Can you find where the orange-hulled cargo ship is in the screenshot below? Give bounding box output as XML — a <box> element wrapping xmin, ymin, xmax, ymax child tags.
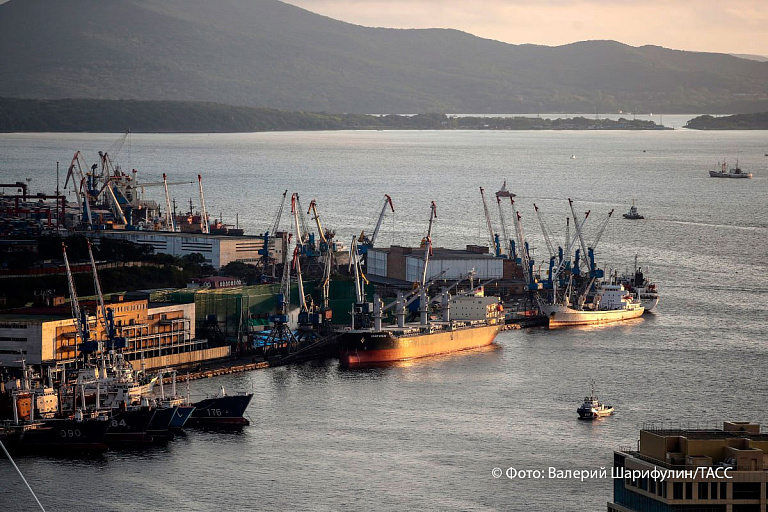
<box><xmin>339</xmin><ymin>294</ymin><xmax>504</xmax><ymax>366</ymax></box>
<box><xmin>340</xmin><ymin>323</ymin><xmax>501</xmax><ymax>365</ymax></box>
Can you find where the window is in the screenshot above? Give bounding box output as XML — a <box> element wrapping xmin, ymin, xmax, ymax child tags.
<box><xmin>673</xmin><ymin>482</ymin><xmax>683</xmax><ymax>499</ymax></box>
<box><xmin>733</xmin><ymin>482</ymin><xmax>760</xmax><ymax>500</ymax></box>
<box><xmin>0</xmin><ymin>322</ymin><xmax>27</xmax><ymax>329</ymax></box>
<box><xmin>685</xmin><ymin>482</ymin><xmax>693</xmax><ymax>499</ymax></box>
<box><xmin>649</xmin><ymin>479</ymin><xmax>656</xmax><ymax>494</ymax></box>
<box><xmin>711</xmin><ymin>482</ymin><xmax>718</xmax><ymax>499</ymax></box>
<box><xmin>699</xmin><ymin>482</ymin><xmax>708</xmax><ymax>500</ymax></box>
<box><xmin>720</xmin><ymin>482</ymin><xmax>727</xmax><ymax>500</ymax></box>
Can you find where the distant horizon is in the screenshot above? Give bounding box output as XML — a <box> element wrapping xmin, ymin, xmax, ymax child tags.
<box><xmin>283</xmin><ymin>0</ymin><xmax>768</xmax><ymax>57</ymax></box>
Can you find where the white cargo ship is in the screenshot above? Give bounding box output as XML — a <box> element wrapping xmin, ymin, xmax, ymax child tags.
<box><xmin>541</xmin><ymin>284</ymin><xmax>644</xmax><ymax>327</ymax></box>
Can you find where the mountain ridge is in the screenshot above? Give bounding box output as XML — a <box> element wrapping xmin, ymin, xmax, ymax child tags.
<box><xmin>1</xmin><ymin>0</ymin><xmax>767</xmax><ymax>114</ymax></box>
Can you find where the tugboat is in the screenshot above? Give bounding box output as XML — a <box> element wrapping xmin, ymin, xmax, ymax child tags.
<box><xmin>622</xmin><ymin>200</ymin><xmax>644</xmax><ymax>219</ymax></box>
<box><xmin>577</xmin><ymin>381</ymin><xmax>614</xmax><ymax>420</ymax></box>
<box><xmin>617</xmin><ymin>255</ymin><xmax>659</xmax><ymax>312</ymax></box>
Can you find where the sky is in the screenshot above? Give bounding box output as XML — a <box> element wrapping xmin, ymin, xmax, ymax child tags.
<box><xmin>283</xmin><ymin>0</ymin><xmax>768</xmax><ymax>57</ymax></box>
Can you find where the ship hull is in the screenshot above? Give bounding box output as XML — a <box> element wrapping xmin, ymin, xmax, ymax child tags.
<box><xmin>104</xmin><ymin>407</ymin><xmax>156</xmax><ymax>445</ymax></box>
<box><xmin>169</xmin><ymin>406</ymin><xmax>195</xmax><ymax>429</ymax></box>
<box><xmin>709</xmin><ymin>171</ymin><xmax>752</xmax><ymax>178</ymax></box>
<box><xmin>541</xmin><ymin>304</ymin><xmax>644</xmax><ymax>328</ymax></box>
<box><xmin>640</xmin><ymin>295</ymin><xmax>659</xmax><ymax>312</ymax></box>
<box><xmin>1</xmin><ymin>418</ymin><xmax>110</xmax><ymax>455</ymax></box>
<box><xmin>339</xmin><ymin>324</ymin><xmax>501</xmax><ymax>365</ymax></box>
<box><xmin>577</xmin><ymin>408</ymin><xmax>614</xmax><ymax>420</ymax></box>
<box><xmin>187</xmin><ymin>394</ymin><xmax>253</xmax><ymax>427</ymax></box>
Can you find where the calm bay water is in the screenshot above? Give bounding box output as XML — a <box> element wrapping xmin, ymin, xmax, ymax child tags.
<box><xmin>1</xmin><ymin>128</ymin><xmax>767</xmax><ymax>511</ymax></box>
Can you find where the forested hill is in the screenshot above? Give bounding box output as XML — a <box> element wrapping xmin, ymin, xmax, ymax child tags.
<box><xmin>685</xmin><ymin>112</ymin><xmax>768</xmax><ymax>130</ymax></box>
<box><xmin>1</xmin><ymin>0</ymin><xmax>767</xmax><ymax>114</ymax></box>
<box><xmin>0</xmin><ymin>98</ymin><xmax>669</xmax><ymax>132</ymax></box>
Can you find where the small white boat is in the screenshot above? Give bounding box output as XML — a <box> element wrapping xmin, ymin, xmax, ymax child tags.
<box><xmin>577</xmin><ymin>381</ymin><xmax>614</xmax><ymax>419</ymax></box>
<box><xmin>709</xmin><ymin>160</ymin><xmax>752</xmax><ymax>178</ymax></box>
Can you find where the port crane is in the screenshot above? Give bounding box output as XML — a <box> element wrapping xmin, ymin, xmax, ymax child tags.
<box><xmin>263</xmin><ymin>232</ymin><xmax>299</xmax><ymax>355</ymax></box>
<box><xmin>162</xmin><ymin>174</ymin><xmax>176</xmax><ymax>231</ymax></box>
<box><xmin>586</xmin><ymin>209</ymin><xmax>614</xmax><ymax>279</ymax></box>
<box><xmin>307</xmin><ymin>199</ymin><xmax>334</xmax><ymax>252</ymax></box>
<box><xmin>420</xmin><ymin>201</ymin><xmax>438</xmax><ymax>287</ymax></box>
<box><xmin>479</xmin><ymin>187</ymin><xmax>500</xmax><ymax>257</ymax></box>
<box><xmin>369</xmin><ymin>268</ymin><xmax>448</xmax><ymax>330</ymax></box>
<box><xmin>62</xmin><ymin>243</ymin><xmax>93</xmax><ymax>359</ymax></box>
<box><xmin>495</xmin><ymin>180</ymin><xmax>515</xmax><ymax>258</ymax></box>
<box><xmin>64</xmin><ymin>151</ymin><xmax>95</xmax><ymax>227</ymax></box>
<box><xmin>86</xmin><ymin>241</ymin><xmax>126</xmax><ymax>352</ymax></box>
<box><xmin>358</xmin><ymin>194</ymin><xmax>394</xmax><ymax>252</ymax></box>
<box><xmin>508</xmin><ymin>198</ymin><xmax>536</xmax><ymax>287</ymax></box>
<box><xmin>259</xmin><ymin>190</ymin><xmax>288</xmax><ymax>274</ymax></box>
<box><xmin>568</xmin><ymin>198</ymin><xmax>590</xmax><ymax>273</ymax></box>
<box><xmin>532</xmin><ymin>204</ymin><xmax>556</xmax><ymax>261</ymax></box>
<box><xmin>197</xmin><ymin>175</ymin><xmax>210</xmax><ymax>234</ymax></box>
<box><xmin>348</xmin><ymin>236</ymin><xmax>371</xmax><ymax>329</ymax></box>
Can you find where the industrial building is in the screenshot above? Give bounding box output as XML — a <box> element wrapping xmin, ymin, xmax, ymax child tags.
<box><xmin>0</xmin><ymin>296</ymin><xmax>228</xmax><ymax>371</ymax></box>
<box><xmin>609</xmin><ymin>422</ymin><xmax>768</xmax><ymax>512</ymax></box>
<box><xmin>90</xmin><ymin>230</ymin><xmax>287</xmax><ymax>270</ymax></box>
<box><xmin>367</xmin><ymin>244</ymin><xmax>521</xmax><ymax>282</ymax></box>
<box><xmin>365</xmin><ymin>245</ymin><xmax>526</xmax><ymax>297</ymax></box>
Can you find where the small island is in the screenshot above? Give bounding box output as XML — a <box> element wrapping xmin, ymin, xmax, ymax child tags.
<box><xmin>0</xmin><ymin>97</ymin><xmax>670</xmax><ymax>133</ymax></box>
<box><xmin>685</xmin><ymin>112</ymin><xmax>768</xmax><ymax>130</ymax></box>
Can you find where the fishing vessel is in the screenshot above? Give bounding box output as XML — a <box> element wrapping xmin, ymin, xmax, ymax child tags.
<box><xmin>577</xmin><ymin>381</ymin><xmax>614</xmax><ymax>419</ymax></box>
<box><xmin>541</xmin><ymin>284</ymin><xmax>644</xmax><ymax>327</ymax></box>
<box><xmin>709</xmin><ymin>160</ymin><xmax>752</xmax><ymax>178</ymax></box>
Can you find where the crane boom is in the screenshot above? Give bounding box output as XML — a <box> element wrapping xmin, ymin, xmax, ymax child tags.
<box><xmin>163</xmin><ymin>174</ymin><xmax>175</xmax><ymax>231</ymax></box>
<box><xmin>62</xmin><ymin>243</ymin><xmax>88</xmax><ymax>346</ymax></box>
<box><xmin>551</xmin><ymin>210</ymin><xmax>590</xmax><ymax>283</ymax></box>
<box><xmin>511</xmin><ymin>201</ymin><xmax>532</xmax><ymax>285</ymax></box>
<box><xmin>87</xmin><ymin>241</ymin><xmax>109</xmax><ymax>338</ymax></box>
<box><xmin>590</xmin><ymin>209</ymin><xmax>614</xmax><ymax>250</ymax></box>
<box><xmin>198</xmin><ymin>175</ymin><xmax>210</xmax><ymax>234</ymax></box>
<box><xmin>370</xmin><ymin>194</ymin><xmax>394</xmax><ymax>247</ymax></box>
<box><xmin>568</xmin><ymin>198</ymin><xmax>590</xmax><ymax>262</ymax></box>
<box><xmin>271</xmin><ymin>190</ymin><xmax>288</xmax><ymax>235</ymax></box>
<box><xmin>479</xmin><ymin>187</ymin><xmax>496</xmax><ymax>252</ymax></box>
<box><xmin>291</xmin><ymin>193</ymin><xmax>303</xmax><ymax>249</ymax></box>
<box><xmin>307</xmin><ymin>199</ymin><xmax>327</xmax><ymax>244</ymax></box>
<box><xmin>533</xmin><ymin>203</ymin><xmax>556</xmax><ymax>259</ymax></box>
<box><xmin>292</xmin><ymin>246</ymin><xmax>307</xmax><ymax>311</ymax></box>
<box><xmin>293</xmin><ymin>194</ymin><xmax>312</xmax><ymax>244</ymax></box>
